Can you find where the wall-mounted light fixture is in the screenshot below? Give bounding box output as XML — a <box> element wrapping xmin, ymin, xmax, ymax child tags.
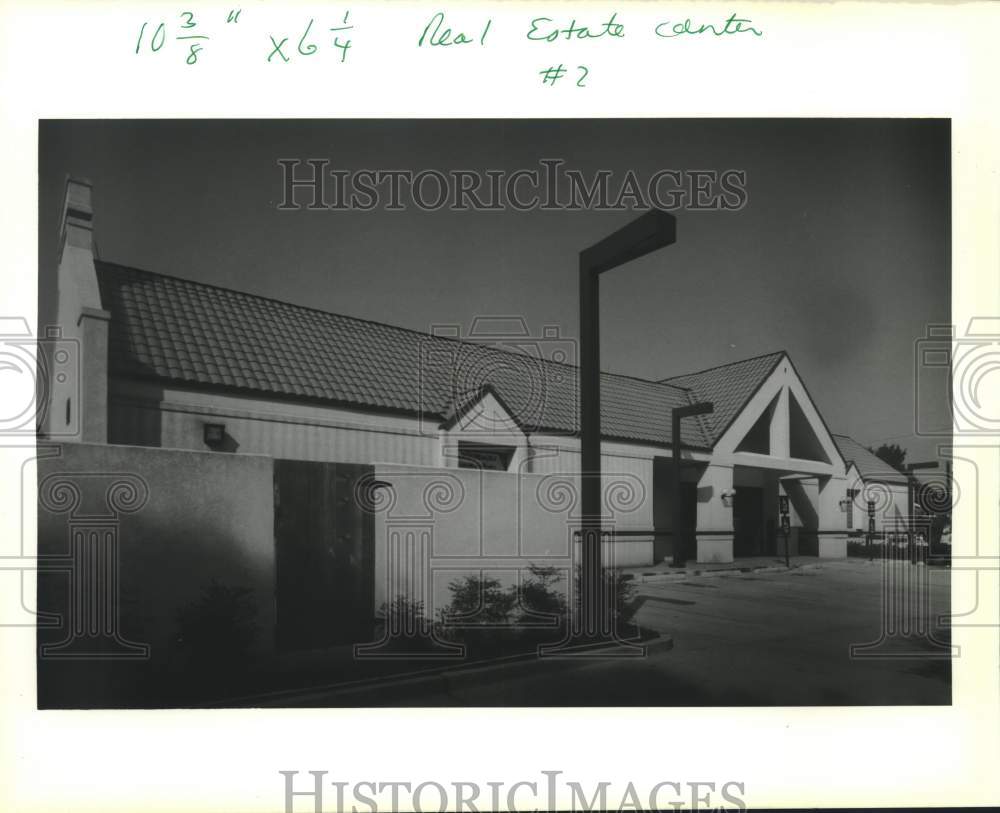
<box><xmin>721</xmin><ymin>488</ymin><xmax>736</xmax><ymax>508</ymax></box>
<box><xmin>838</xmin><ymin>497</ymin><xmax>852</xmax><ymax>512</ymax></box>
<box><xmin>203</xmin><ymin>422</ymin><xmax>226</xmax><ymax>448</ymax></box>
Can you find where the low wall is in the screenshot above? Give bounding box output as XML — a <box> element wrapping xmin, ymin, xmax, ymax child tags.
<box><xmin>37</xmin><ymin>442</ymin><xmax>275</xmax><ymax>707</ymax></box>
<box><xmin>371</xmin><ymin>463</ymin><xmax>653</xmax><ymax>615</ymax></box>
<box><xmin>697</xmin><ymin>535</ymin><xmax>735</xmax><ymax>564</ymax></box>
<box><xmin>37</xmin><ymin>446</ymin><xmax>657</xmax><ymax>705</ymax></box>
<box><xmin>818</xmin><ymin>534</ymin><xmax>848</xmax><ymax>558</ymax></box>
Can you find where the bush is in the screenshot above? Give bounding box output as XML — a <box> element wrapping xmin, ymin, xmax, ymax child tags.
<box><xmin>440</xmin><ymin>574</ymin><xmax>518</xmax><ymax>626</ymax></box>
<box><xmin>380</xmin><ymin>595</ymin><xmax>431</xmax><ymax>633</ymax></box>
<box><xmin>434</xmin><ymin>564</ymin><xmax>639</xmax><ymax>658</ymax></box>
<box><xmin>573</xmin><ymin>566</ymin><xmax>638</xmax><ymax>625</ymax></box>
<box><xmin>515</xmin><ymin>564</ymin><xmax>567</xmax><ymax>623</ymax></box>
<box><xmin>175</xmin><ymin>581</ymin><xmax>258</xmax><ymax>673</ymax></box>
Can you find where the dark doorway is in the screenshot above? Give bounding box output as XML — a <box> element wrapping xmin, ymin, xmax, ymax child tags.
<box><xmin>653</xmin><ymin>459</ymin><xmax>697</xmax><ymax>563</ymax></box>
<box><xmin>674</xmin><ymin>482</ymin><xmax>698</xmax><ymax>562</ymax></box>
<box><xmin>273</xmin><ymin>460</ymin><xmax>375</xmax><ymax>651</ymax></box>
<box><xmin>733</xmin><ymin>486</ymin><xmax>765</xmax><ymax>556</ymax></box>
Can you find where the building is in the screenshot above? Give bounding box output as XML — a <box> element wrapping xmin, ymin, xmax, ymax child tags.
<box><xmin>832</xmin><ymin>433</ymin><xmax>913</xmax><ymax>538</ymax></box>
<box><xmin>41</xmin><ymin>178</ymin><xmax>913</xmax><ymax>568</ymax></box>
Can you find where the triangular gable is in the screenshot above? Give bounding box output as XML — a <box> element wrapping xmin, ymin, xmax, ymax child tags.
<box><xmin>845</xmin><ymin>462</ymin><xmax>865</xmax><ymax>493</ymax></box>
<box><xmin>440</xmin><ymin>385</ymin><xmax>526</xmax><ymax>436</ymax></box>
<box><xmin>788</xmin><ymin>389</ymin><xmax>831</xmax><ymax>463</ymax></box>
<box><xmin>734</xmin><ymin>392</ymin><xmax>779</xmax><ymax>454</ymax></box>
<box><xmin>714</xmin><ymin>354</ymin><xmax>846</xmax><ymax>469</ymax></box>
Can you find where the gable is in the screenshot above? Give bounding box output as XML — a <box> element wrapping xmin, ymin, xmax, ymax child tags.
<box><xmin>714</xmin><ymin>354</ymin><xmax>845</xmax><ymax>468</ymax></box>
<box><xmin>441</xmin><ymin>387</ymin><xmax>525</xmax><ymax>436</ymax></box>
<box><xmin>734</xmin><ymin>392</ymin><xmax>778</xmax><ymax>454</ymax></box>
<box><xmin>788</xmin><ymin>389</ymin><xmax>831</xmax><ymax>463</ymax></box>
<box><xmin>845</xmin><ymin>462</ymin><xmax>865</xmax><ymax>492</ymax></box>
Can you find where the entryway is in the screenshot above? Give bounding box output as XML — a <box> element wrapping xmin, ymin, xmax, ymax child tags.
<box><xmin>273</xmin><ymin>460</ymin><xmax>375</xmax><ymax>651</ymax></box>
<box><xmin>733</xmin><ymin>486</ymin><xmax>765</xmax><ymax>556</ymax></box>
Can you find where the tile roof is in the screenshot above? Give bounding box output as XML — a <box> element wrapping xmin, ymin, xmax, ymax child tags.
<box><xmin>96</xmin><ymin>261</ymin><xmax>714</xmax><ymax>448</ymax></box>
<box><xmin>832</xmin><ymin>434</ymin><xmax>908</xmax><ymax>483</ymax></box>
<box><xmin>660</xmin><ymin>352</ymin><xmax>786</xmax><ymax>445</ymax></box>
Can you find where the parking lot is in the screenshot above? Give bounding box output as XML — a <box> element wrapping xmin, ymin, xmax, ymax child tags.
<box><xmin>624</xmin><ymin>558</ymin><xmax>952</xmax><ymax>705</ymax></box>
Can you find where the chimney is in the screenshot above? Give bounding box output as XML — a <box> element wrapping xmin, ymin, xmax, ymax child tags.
<box><xmin>45</xmin><ymin>177</ymin><xmax>109</xmax><ymax>443</ymax></box>
<box><xmin>60</xmin><ymin>177</ymin><xmax>95</xmax><ymax>254</ymax></box>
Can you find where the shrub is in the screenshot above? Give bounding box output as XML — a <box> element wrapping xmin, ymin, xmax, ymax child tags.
<box><xmin>573</xmin><ymin>566</ymin><xmax>638</xmax><ymax>625</ymax></box>
<box><xmin>515</xmin><ymin>564</ymin><xmax>567</xmax><ymax>623</ymax></box>
<box><xmin>436</xmin><ymin>565</ymin><xmax>639</xmax><ymax>656</ymax></box>
<box><xmin>175</xmin><ymin>581</ymin><xmax>258</xmax><ymax>672</ymax></box>
<box><xmin>440</xmin><ymin>574</ymin><xmax>518</xmax><ymax>627</ymax></box>
<box><xmin>380</xmin><ymin>595</ymin><xmax>430</xmax><ymax>630</ymax></box>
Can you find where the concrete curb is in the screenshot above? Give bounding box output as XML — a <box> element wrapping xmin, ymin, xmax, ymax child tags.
<box><xmin>627</xmin><ymin>561</ymin><xmax>828</xmax><ymax>586</ymax></box>
<box><xmin>216</xmin><ymin>632</ymin><xmax>673</xmax><ymax>707</ymax></box>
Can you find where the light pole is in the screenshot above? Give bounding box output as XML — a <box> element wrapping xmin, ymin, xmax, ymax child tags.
<box><xmin>578</xmin><ymin>209</ymin><xmax>676</xmax><ymax>639</ymax></box>
<box><xmin>905</xmin><ymin>460</ymin><xmax>938</xmax><ymax>565</ymax></box>
<box><xmin>671</xmin><ymin>402</ymin><xmax>713</xmax><ymax>567</ymax></box>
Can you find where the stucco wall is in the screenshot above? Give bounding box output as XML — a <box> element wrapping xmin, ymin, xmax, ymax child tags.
<box><xmin>371</xmin><ymin>462</ymin><xmax>653</xmax><ymax>615</ymax></box>
<box><xmin>37</xmin><ymin>442</ymin><xmax>275</xmax><ymax>706</ymax></box>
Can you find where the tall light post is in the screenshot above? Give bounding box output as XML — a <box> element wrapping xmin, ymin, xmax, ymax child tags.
<box><xmin>578</xmin><ymin>209</ymin><xmax>676</xmax><ymax>638</ymax></box>
<box><xmin>671</xmin><ymin>402</ymin><xmax>713</xmax><ymax>567</ymax></box>
<box><xmin>905</xmin><ymin>460</ymin><xmax>938</xmax><ymax>565</ymax></box>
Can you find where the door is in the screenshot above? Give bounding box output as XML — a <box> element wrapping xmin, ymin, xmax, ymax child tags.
<box><xmin>652</xmin><ymin>457</ymin><xmax>697</xmax><ymax>562</ymax></box>
<box><xmin>273</xmin><ymin>460</ymin><xmax>375</xmax><ymax>651</ymax></box>
<box><xmin>733</xmin><ymin>486</ymin><xmax>765</xmax><ymax>556</ymax></box>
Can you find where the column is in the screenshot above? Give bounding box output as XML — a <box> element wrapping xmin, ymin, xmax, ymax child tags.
<box><xmin>695</xmin><ymin>463</ymin><xmax>734</xmax><ymax>563</ymax></box>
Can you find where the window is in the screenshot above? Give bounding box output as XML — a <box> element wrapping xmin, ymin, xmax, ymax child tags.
<box><xmin>457</xmin><ymin>442</ymin><xmax>515</xmax><ymax>471</ymax></box>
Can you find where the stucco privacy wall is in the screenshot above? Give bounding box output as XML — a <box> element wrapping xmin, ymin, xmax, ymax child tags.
<box><xmin>372</xmin><ymin>462</ymin><xmax>653</xmax><ymax>615</ymax></box>
<box><xmin>37</xmin><ymin>442</ymin><xmax>274</xmax><ymax>705</ymax></box>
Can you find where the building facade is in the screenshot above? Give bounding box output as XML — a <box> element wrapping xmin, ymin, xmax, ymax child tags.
<box><xmin>41</xmin><ymin>178</ymin><xmax>913</xmax><ymax>566</ymax></box>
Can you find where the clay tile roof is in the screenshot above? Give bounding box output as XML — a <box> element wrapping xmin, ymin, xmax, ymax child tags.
<box><xmin>96</xmin><ymin>261</ymin><xmax>714</xmax><ymax>448</ymax></box>
<box><xmin>659</xmin><ymin>352</ymin><xmax>787</xmax><ymax>445</ymax></box>
<box><xmin>832</xmin><ymin>434</ymin><xmax>908</xmax><ymax>483</ymax></box>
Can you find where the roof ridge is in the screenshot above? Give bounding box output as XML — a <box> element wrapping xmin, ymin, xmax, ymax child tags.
<box><xmin>659</xmin><ymin>349</ymin><xmax>787</xmax><ymax>382</ymax></box>
<box><xmin>95</xmin><ymin>259</ymin><xmax>694</xmax><ymax>396</ymax></box>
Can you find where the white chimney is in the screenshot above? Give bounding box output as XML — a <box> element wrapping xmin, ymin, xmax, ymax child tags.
<box><xmin>45</xmin><ymin>177</ymin><xmax>109</xmax><ymax>443</ymax></box>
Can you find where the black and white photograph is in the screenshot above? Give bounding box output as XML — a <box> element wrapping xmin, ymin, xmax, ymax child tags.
<box><xmin>35</xmin><ymin>118</ymin><xmax>954</xmax><ymax>710</ymax></box>
<box><xmin>4</xmin><ymin>2</ymin><xmax>1000</xmax><ymax>810</ymax></box>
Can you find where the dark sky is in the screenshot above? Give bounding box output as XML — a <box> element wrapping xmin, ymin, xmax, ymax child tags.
<box><xmin>39</xmin><ymin>119</ymin><xmax>951</xmax><ymax>462</ymax></box>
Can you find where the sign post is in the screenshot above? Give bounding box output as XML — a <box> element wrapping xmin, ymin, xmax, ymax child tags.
<box><xmin>778</xmin><ymin>494</ymin><xmax>790</xmax><ymax>568</ymax></box>
<box><xmin>867</xmin><ymin>499</ymin><xmax>876</xmax><ymax>561</ymax></box>
<box><xmin>905</xmin><ymin>461</ymin><xmax>938</xmax><ymax>565</ymax></box>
